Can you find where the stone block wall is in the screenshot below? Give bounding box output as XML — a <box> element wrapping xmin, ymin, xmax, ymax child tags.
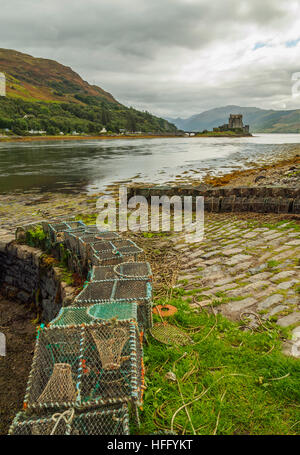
<box><xmin>0</xmin><ymin>229</ymin><xmax>76</xmax><ymax>322</ymax></box>
<box><xmin>127</xmin><ymin>186</ymin><xmax>300</xmax><ymax>214</ymax></box>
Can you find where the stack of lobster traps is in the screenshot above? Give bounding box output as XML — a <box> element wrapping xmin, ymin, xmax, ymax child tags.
<box><xmin>9</xmin><ymin>219</ymin><xmax>152</xmax><ymax>435</ymax></box>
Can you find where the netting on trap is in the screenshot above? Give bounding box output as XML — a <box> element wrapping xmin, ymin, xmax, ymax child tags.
<box><xmin>74</xmin><ymin>280</ymin><xmax>152</xmax><ymax>329</ymax></box>
<box><xmin>91</xmin><ymin>250</ymin><xmax>142</xmax><ymax>267</ymax></box>
<box><xmin>74</xmin><ymin>280</ymin><xmax>115</xmax><ymax>303</ymax></box>
<box><xmin>90</xmin><ymin>265</ymin><xmax>117</xmax><ymax>281</ymax></box>
<box><xmin>50</xmin><ymin>307</ymin><xmax>94</xmax><ymax>327</ymax></box>
<box><xmin>79</xmin><ymin>321</ymin><xmax>142</xmax><ymax>407</ymax></box>
<box><xmin>87</xmin><ymin>302</ymin><xmax>138</xmax><ymax>322</ymax></box>
<box><xmin>9</xmin><ymin>405</ymin><xmax>130</xmax><ymax>435</ymax></box>
<box><xmin>74</xmin><ymin>279</ymin><xmax>151</xmax><ymax>304</ymax></box>
<box><xmin>70</xmin><ymin>405</ymin><xmax>129</xmax><ymax>435</ymax></box>
<box><xmin>86</xmin><ymin>240</ymin><xmax>115</xmax><ymax>258</ymax></box>
<box><xmin>63</xmin><ymin>228</ymin><xmax>120</xmax><ymax>261</ymax></box>
<box><xmin>150</xmin><ymin>322</ymin><xmax>192</xmax><ymax>346</ymax></box>
<box><xmin>113</xmin><ymin>262</ymin><xmax>152</xmax><ymax>280</ymax></box>
<box><xmin>88</xmin><ymin>229</ymin><xmax>120</xmax><ymax>240</ymax></box>
<box><xmin>64</xmin><ymin>232</ymin><xmax>81</xmax><ymax>254</ymax></box>
<box><xmin>76</xmin><ymin>226</ymin><xmax>120</xmax><ymax>238</ymax></box>
<box><xmin>90</xmin><ymin>251</ymin><xmax>124</xmax><ymax>267</ymax></box>
<box><xmin>50</xmin><ymin>303</ymin><xmax>138</xmax><ymax>327</ymax></box>
<box><xmin>90</xmin><ymin>262</ymin><xmax>152</xmax><ymax>282</ymax></box>
<box><xmin>24</xmin><ymin>322</ymin><xmax>142</xmax><ymax>411</ymax></box>
<box><xmin>48</xmin><ymin>221</ymin><xmax>86</xmax><ymax>243</ymax></box>
<box><xmin>24</xmin><ymin>326</ymin><xmax>82</xmax><ymax>411</ymax></box>
<box><xmin>78</xmin><ymin>236</ymin><xmax>113</xmax><ymax>261</ymax></box>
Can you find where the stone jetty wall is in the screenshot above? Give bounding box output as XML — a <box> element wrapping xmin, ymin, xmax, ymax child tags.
<box><xmin>127</xmin><ymin>186</ymin><xmax>300</xmax><ymax>214</ymax></box>
<box><xmin>0</xmin><ymin>229</ymin><xmax>76</xmax><ymax>322</ymax></box>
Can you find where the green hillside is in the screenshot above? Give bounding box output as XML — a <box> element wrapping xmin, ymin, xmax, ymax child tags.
<box><xmin>0</xmin><ymin>49</ymin><xmax>177</xmax><ymax>135</ymax></box>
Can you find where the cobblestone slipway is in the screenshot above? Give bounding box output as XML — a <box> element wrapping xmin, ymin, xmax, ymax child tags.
<box><xmin>170</xmin><ymin>214</ymin><xmax>300</xmax><ymax>357</ymax></box>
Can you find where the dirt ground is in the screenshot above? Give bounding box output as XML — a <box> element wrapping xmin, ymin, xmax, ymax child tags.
<box><xmin>0</xmin><ymin>296</ymin><xmax>36</xmax><ymax>434</ymax></box>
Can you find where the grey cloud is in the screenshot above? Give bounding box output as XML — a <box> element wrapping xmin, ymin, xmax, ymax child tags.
<box><xmin>0</xmin><ymin>0</ymin><xmax>299</xmax><ymax>117</ymax></box>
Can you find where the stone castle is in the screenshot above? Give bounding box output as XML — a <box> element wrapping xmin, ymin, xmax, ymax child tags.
<box><xmin>214</xmin><ymin>114</ymin><xmax>250</xmax><ymax>134</ymax></box>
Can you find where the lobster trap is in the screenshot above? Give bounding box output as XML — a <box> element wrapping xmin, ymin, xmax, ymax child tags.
<box><xmin>23</xmin><ymin>321</ymin><xmax>143</xmax><ymax>412</ymax></box>
<box><xmin>90</xmin><ymin>262</ymin><xmax>152</xmax><ymax>281</ymax></box>
<box><xmin>50</xmin><ymin>302</ymin><xmax>138</xmax><ymax>327</ymax></box>
<box><xmin>74</xmin><ymin>279</ymin><xmax>152</xmax><ymax>329</ymax></box>
<box><xmin>90</xmin><ymin>250</ymin><xmax>125</xmax><ymax>267</ymax></box>
<box><xmin>47</xmin><ymin>220</ymin><xmax>86</xmax><ymax>243</ymax></box>
<box><xmin>87</xmin><ymin>302</ymin><xmax>138</xmax><ymax>323</ymax></box>
<box><xmin>79</xmin><ymin>321</ymin><xmax>143</xmax><ymax>407</ymax></box>
<box><xmin>50</xmin><ymin>307</ymin><xmax>95</xmax><ymax>327</ymax></box>
<box><xmin>113</xmin><ymin>262</ymin><xmax>152</xmax><ymax>280</ymax></box>
<box><xmin>9</xmin><ymin>405</ymin><xmax>130</xmax><ymax>435</ymax></box>
<box><xmin>75</xmin><ymin>235</ymin><xmax>119</xmax><ymax>263</ymax></box>
<box><xmin>23</xmin><ymin>326</ymin><xmax>82</xmax><ymax>412</ymax></box>
<box><xmin>90</xmin><ymin>240</ymin><xmax>144</xmax><ymax>267</ymax></box>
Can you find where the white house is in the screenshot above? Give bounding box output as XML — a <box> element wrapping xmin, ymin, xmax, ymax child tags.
<box><xmin>28</xmin><ymin>130</ymin><xmax>46</xmax><ymax>135</ymax></box>
<box><xmin>100</xmin><ymin>127</ymin><xmax>107</xmax><ymax>134</ymax></box>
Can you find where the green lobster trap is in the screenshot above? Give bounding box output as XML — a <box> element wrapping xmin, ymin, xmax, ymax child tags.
<box><xmin>90</xmin><ymin>240</ymin><xmax>144</xmax><ymax>267</ymax></box>
<box><xmin>79</xmin><ymin>321</ymin><xmax>143</xmax><ymax>408</ymax></box>
<box><xmin>74</xmin><ymin>279</ymin><xmax>152</xmax><ymax>329</ymax></box>
<box><xmin>87</xmin><ymin>302</ymin><xmax>138</xmax><ymax>323</ymax></box>
<box><xmin>63</xmin><ymin>231</ymin><xmax>120</xmax><ymax>276</ymax></box>
<box><xmin>91</xmin><ymin>250</ymin><xmax>124</xmax><ymax>267</ymax></box>
<box><xmin>74</xmin><ymin>279</ymin><xmax>151</xmax><ymax>304</ymax></box>
<box><xmin>88</xmin><ymin>262</ymin><xmax>152</xmax><ymax>283</ymax></box>
<box><xmin>23</xmin><ymin>326</ymin><xmax>82</xmax><ymax>412</ymax></box>
<box><xmin>76</xmin><ymin>235</ymin><xmax>120</xmax><ymax>262</ymax></box>
<box><xmin>47</xmin><ymin>220</ymin><xmax>86</xmax><ymax>243</ymax></box>
<box><xmin>113</xmin><ymin>262</ymin><xmax>152</xmax><ymax>280</ymax></box>
<box><xmin>50</xmin><ymin>306</ymin><xmax>95</xmax><ymax>327</ymax></box>
<box><xmin>50</xmin><ymin>302</ymin><xmax>138</xmax><ymax>327</ymax></box>
<box><xmin>23</xmin><ymin>321</ymin><xmax>143</xmax><ymax>412</ymax></box>
<box><xmin>90</xmin><ymin>265</ymin><xmax>117</xmax><ymax>281</ymax></box>
<box><xmin>9</xmin><ymin>405</ymin><xmax>129</xmax><ymax>435</ymax></box>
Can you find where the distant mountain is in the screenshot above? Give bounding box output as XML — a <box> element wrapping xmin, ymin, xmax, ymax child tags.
<box><xmin>0</xmin><ymin>48</ymin><xmax>177</xmax><ymax>135</ymax></box>
<box><xmin>167</xmin><ymin>105</ymin><xmax>300</xmax><ymax>133</ymax></box>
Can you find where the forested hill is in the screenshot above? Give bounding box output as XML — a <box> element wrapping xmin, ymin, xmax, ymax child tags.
<box><xmin>0</xmin><ymin>48</ymin><xmax>177</xmax><ymax>135</ymax></box>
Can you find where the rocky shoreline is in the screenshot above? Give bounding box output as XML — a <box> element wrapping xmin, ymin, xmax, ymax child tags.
<box><xmin>0</xmin><ymin>133</ymin><xmax>182</xmax><ymax>143</ymax></box>
<box><xmin>203</xmin><ymin>146</ymin><xmax>300</xmax><ymax>188</ymax></box>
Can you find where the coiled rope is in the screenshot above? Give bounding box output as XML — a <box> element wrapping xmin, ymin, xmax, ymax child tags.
<box><xmin>50</xmin><ymin>408</ymin><xmax>75</xmax><ymax>435</ymax></box>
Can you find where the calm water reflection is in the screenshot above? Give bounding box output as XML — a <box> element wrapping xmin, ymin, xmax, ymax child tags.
<box><xmin>0</xmin><ymin>134</ymin><xmax>299</xmax><ymax>193</ymax></box>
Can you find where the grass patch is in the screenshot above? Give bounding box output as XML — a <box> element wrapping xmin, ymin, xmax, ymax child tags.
<box><xmin>140</xmin><ymin>296</ymin><xmax>300</xmax><ymax>435</ymax></box>
<box><xmin>261</xmin><ymin>221</ymin><xmax>300</xmax><ymax>232</ymax></box>
<box><xmin>24</xmin><ymin>225</ymin><xmax>47</xmax><ymax>249</ymax></box>
<box><xmin>142</xmin><ymin>232</ymin><xmax>172</xmax><ymax>239</ymax></box>
<box><xmin>75</xmin><ymin>213</ymin><xmax>97</xmax><ymax>225</ymax></box>
<box><xmin>22</xmin><ymin>226</ymin><xmax>80</xmax><ymax>287</ymax></box>
<box><xmin>267</xmin><ymin>260</ymin><xmax>281</xmax><ymax>269</ymax></box>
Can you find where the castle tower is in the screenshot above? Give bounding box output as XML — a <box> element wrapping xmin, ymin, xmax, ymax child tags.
<box><xmin>0</xmin><ymin>73</ymin><xmax>6</xmax><ymax>97</ymax></box>
<box><xmin>229</xmin><ymin>114</ymin><xmax>243</xmax><ymax>129</ymax></box>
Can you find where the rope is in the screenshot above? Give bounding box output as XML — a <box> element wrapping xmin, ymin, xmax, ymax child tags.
<box><xmin>50</xmin><ymin>408</ymin><xmax>75</xmax><ymax>435</ymax></box>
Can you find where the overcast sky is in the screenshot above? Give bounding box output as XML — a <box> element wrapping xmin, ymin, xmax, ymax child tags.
<box><xmin>1</xmin><ymin>0</ymin><xmax>300</xmax><ymax>118</ymax></box>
